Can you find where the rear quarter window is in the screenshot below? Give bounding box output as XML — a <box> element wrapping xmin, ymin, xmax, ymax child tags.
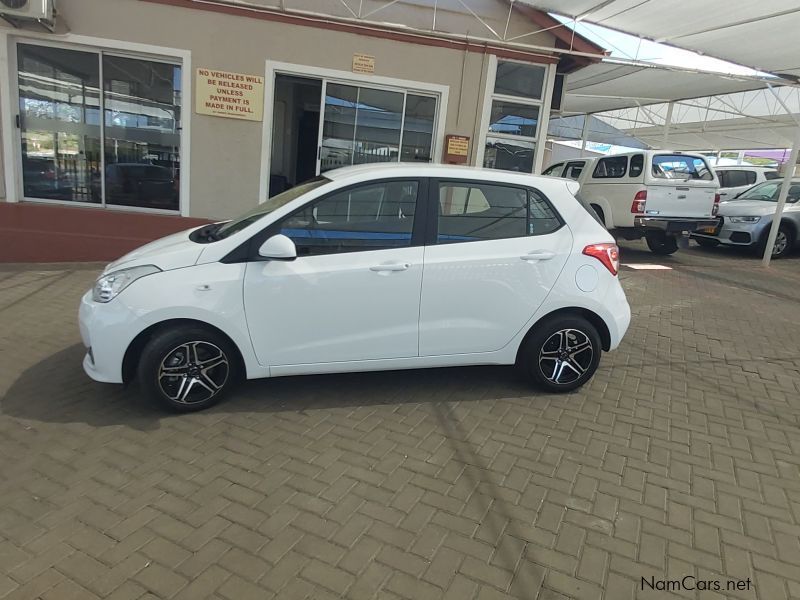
<box><xmin>592</xmin><ymin>156</ymin><xmax>628</xmax><ymax>179</ymax></box>
<box><xmin>629</xmin><ymin>154</ymin><xmax>644</xmax><ymax>177</ymax></box>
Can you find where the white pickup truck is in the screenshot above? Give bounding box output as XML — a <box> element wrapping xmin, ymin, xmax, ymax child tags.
<box><xmin>545</xmin><ymin>151</ymin><xmax>721</xmax><ymax>254</ymax></box>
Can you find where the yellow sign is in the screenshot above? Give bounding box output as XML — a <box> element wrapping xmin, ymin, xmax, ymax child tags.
<box><xmin>352</xmin><ymin>53</ymin><xmax>376</xmax><ymax>74</ymax></box>
<box><xmin>446</xmin><ymin>135</ymin><xmax>470</xmax><ymax>157</ymax></box>
<box><xmin>195</xmin><ymin>68</ymin><xmax>264</xmax><ymax>121</ymax></box>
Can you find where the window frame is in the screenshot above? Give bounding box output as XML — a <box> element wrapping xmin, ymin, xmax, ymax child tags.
<box><xmin>9</xmin><ymin>36</ymin><xmax>187</xmax><ymax>215</ymax></box>
<box><xmin>242</xmin><ymin>177</ymin><xmax>430</xmax><ymax>260</ymax></box>
<box><xmin>425</xmin><ymin>177</ymin><xmax>564</xmax><ymax>246</ymax></box>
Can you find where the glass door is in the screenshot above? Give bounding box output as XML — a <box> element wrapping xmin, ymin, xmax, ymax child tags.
<box><xmin>318</xmin><ymin>81</ymin><xmax>437</xmax><ymax>174</ymax></box>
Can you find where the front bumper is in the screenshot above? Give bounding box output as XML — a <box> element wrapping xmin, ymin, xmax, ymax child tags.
<box><xmin>691</xmin><ymin>217</ymin><xmax>767</xmax><ymax>247</ymax></box>
<box><xmin>79</xmin><ymin>290</ymin><xmax>131</xmax><ymax>383</ymax></box>
<box><xmin>634</xmin><ymin>216</ymin><xmax>720</xmax><ymax>233</ymax></box>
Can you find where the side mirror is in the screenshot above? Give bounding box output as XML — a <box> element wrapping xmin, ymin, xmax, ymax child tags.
<box><xmin>258</xmin><ymin>234</ymin><xmax>296</xmax><ymax>261</ymax></box>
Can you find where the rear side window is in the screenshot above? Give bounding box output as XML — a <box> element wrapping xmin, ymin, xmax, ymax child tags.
<box><xmin>652</xmin><ymin>155</ymin><xmax>713</xmax><ymax>180</ymax></box>
<box><xmin>436</xmin><ymin>182</ymin><xmax>560</xmax><ymax>243</ymax></box>
<box><xmin>718</xmin><ymin>170</ymin><xmax>755</xmax><ymax>188</ymax></box>
<box><xmin>564</xmin><ymin>161</ymin><xmax>585</xmax><ymax>180</ymax></box>
<box><xmin>764</xmin><ymin>171</ymin><xmax>780</xmax><ymax>180</ymax></box>
<box><xmin>592</xmin><ymin>156</ymin><xmax>627</xmax><ymax>178</ymax></box>
<box><xmin>629</xmin><ymin>154</ymin><xmax>644</xmax><ymax>177</ymax></box>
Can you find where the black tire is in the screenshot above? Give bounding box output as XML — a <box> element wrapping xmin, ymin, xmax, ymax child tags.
<box><xmin>518</xmin><ymin>316</ymin><xmax>602</xmax><ymax>393</ymax></box>
<box><xmin>137</xmin><ymin>325</ymin><xmax>240</xmax><ymax>412</ymax></box>
<box><xmin>590</xmin><ymin>204</ymin><xmax>606</xmax><ymax>228</ymax></box>
<box><xmin>695</xmin><ymin>237</ymin><xmax>719</xmax><ymax>248</ymax></box>
<box><xmin>645</xmin><ymin>231</ymin><xmax>679</xmax><ymax>255</ymax></box>
<box><xmin>761</xmin><ymin>224</ymin><xmax>795</xmax><ymax>259</ymax></box>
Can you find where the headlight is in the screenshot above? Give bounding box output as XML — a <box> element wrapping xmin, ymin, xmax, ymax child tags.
<box><xmin>728</xmin><ymin>216</ymin><xmax>761</xmax><ymax>223</ymax></box>
<box><xmin>92</xmin><ymin>265</ymin><xmax>161</xmax><ymax>303</ymax></box>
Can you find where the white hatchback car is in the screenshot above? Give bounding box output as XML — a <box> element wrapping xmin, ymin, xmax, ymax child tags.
<box><xmin>79</xmin><ymin>164</ymin><xmax>631</xmax><ymax>412</ymax></box>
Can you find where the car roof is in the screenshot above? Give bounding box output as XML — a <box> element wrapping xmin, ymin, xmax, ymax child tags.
<box><xmin>714</xmin><ymin>165</ymin><xmax>777</xmax><ymax>171</ymax></box>
<box><xmin>323</xmin><ymin>162</ymin><xmax>565</xmax><ymax>187</ymax></box>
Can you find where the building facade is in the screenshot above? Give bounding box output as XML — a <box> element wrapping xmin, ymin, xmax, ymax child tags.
<box><xmin>0</xmin><ymin>0</ymin><xmax>603</xmax><ymax>223</ymax></box>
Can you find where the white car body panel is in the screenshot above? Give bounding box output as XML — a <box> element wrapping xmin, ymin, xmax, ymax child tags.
<box><xmin>78</xmin><ymin>163</ymin><xmax>631</xmax><ymax>387</ymax></box>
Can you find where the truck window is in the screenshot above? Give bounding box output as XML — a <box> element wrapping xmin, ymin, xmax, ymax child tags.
<box><xmin>652</xmin><ymin>155</ymin><xmax>713</xmax><ymax>181</ymax></box>
<box><xmin>629</xmin><ymin>154</ymin><xmax>644</xmax><ymax>177</ymax></box>
<box><xmin>592</xmin><ymin>156</ymin><xmax>627</xmax><ymax>178</ymax></box>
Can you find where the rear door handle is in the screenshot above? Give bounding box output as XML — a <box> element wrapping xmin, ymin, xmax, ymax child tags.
<box><xmin>370</xmin><ymin>262</ymin><xmax>411</xmax><ymax>272</ymax></box>
<box><xmin>521</xmin><ymin>251</ymin><xmax>556</xmax><ymax>262</ymax></box>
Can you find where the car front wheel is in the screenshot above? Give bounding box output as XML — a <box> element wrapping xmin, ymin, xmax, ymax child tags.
<box><xmin>519</xmin><ymin>316</ymin><xmax>602</xmax><ymax>393</ymax></box>
<box><xmin>137</xmin><ymin>326</ymin><xmax>240</xmax><ymax>412</ymax></box>
<box><xmin>764</xmin><ymin>225</ymin><xmax>795</xmax><ymax>259</ymax></box>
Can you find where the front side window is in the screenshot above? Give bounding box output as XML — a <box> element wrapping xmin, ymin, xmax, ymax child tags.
<box><xmin>652</xmin><ymin>155</ymin><xmax>713</xmax><ymax>180</ymax></box>
<box><xmin>437</xmin><ymin>182</ymin><xmax>559</xmax><ymax>244</ymax></box>
<box><xmin>593</xmin><ymin>156</ymin><xmax>628</xmax><ymax>179</ymax></box>
<box><xmin>278</xmin><ymin>180</ymin><xmax>419</xmax><ymax>256</ymax></box>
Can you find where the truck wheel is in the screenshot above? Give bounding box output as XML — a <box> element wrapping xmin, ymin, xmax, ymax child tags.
<box><xmin>645</xmin><ymin>231</ymin><xmax>679</xmax><ymax>255</ymax></box>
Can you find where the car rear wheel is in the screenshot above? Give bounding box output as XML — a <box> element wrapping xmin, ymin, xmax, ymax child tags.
<box><xmin>519</xmin><ymin>316</ymin><xmax>602</xmax><ymax>393</ymax></box>
<box><xmin>645</xmin><ymin>231</ymin><xmax>679</xmax><ymax>255</ymax></box>
<box><xmin>137</xmin><ymin>326</ymin><xmax>240</xmax><ymax>412</ymax></box>
<box><xmin>695</xmin><ymin>237</ymin><xmax>719</xmax><ymax>248</ymax></box>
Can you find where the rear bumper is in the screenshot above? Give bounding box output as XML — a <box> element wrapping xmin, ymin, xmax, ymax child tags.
<box><xmin>634</xmin><ymin>217</ymin><xmax>720</xmax><ymax>233</ymax></box>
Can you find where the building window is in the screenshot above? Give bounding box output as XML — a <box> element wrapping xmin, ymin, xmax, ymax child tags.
<box><xmin>17</xmin><ymin>43</ymin><xmax>181</xmax><ymax>211</ymax></box>
<box><xmin>482</xmin><ymin>60</ymin><xmax>546</xmax><ymax>174</ymax></box>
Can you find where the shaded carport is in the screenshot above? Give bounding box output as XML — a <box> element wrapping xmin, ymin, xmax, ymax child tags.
<box><xmin>518</xmin><ymin>1</ymin><xmax>800</xmax><ymax>264</ymax></box>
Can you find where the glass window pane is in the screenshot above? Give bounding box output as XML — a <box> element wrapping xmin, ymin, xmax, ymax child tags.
<box><xmin>103</xmin><ymin>55</ymin><xmax>181</xmax><ymax>210</ymax></box>
<box><xmin>437</xmin><ymin>183</ymin><xmax>527</xmax><ymax>243</ymax></box>
<box><xmin>280</xmin><ymin>180</ymin><xmax>418</xmax><ymax>255</ymax></box>
<box><xmin>494</xmin><ymin>61</ymin><xmax>546</xmax><ymax>100</ymax></box>
<box><xmin>488</xmin><ymin>100</ymin><xmax>539</xmax><ymax>137</ymax></box>
<box><xmin>321</xmin><ymin>83</ymin><xmax>358</xmax><ymax>172</ymax></box>
<box><xmin>593</xmin><ymin>156</ymin><xmax>628</xmax><ymax>178</ymax></box>
<box><xmin>629</xmin><ymin>154</ymin><xmax>644</xmax><ymax>177</ymax></box>
<box><xmin>483</xmin><ymin>136</ymin><xmax>534</xmax><ymax>173</ymax></box>
<box><xmin>352</xmin><ymin>88</ymin><xmax>403</xmax><ymax>166</ymax></box>
<box><xmin>652</xmin><ymin>155</ymin><xmax>712</xmax><ymax>180</ymax></box>
<box><xmin>401</xmin><ymin>94</ymin><xmax>435</xmax><ymax>162</ymax></box>
<box><xmin>18</xmin><ymin>44</ymin><xmax>101</xmax><ymax>203</ymax></box>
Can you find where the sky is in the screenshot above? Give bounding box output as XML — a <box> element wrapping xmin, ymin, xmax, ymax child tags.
<box><xmin>551</xmin><ymin>14</ymin><xmax>765</xmax><ymax>77</ymax></box>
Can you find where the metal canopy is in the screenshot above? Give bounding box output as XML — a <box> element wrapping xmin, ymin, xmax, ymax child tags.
<box><xmin>519</xmin><ymin>1</ymin><xmax>800</xmax><ymax>80</ymax></box>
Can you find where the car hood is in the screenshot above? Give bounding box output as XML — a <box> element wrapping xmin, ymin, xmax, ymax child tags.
<box><xmin>103</xmin><ymin>226</ymin><xmax>206</xmax><ymax>274</ymax></box>
<box><xmin>718</xmin><ymin>200</ymin><xmax>782</xmax><ymax>217</ymax></box>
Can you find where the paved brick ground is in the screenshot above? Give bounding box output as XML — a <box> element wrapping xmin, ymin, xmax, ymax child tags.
<box><xmin>1</xmin><ymin>242</ymin><xmax>799</xmax><ymax>600</ymax></box>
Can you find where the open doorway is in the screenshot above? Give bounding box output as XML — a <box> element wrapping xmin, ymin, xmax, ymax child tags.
<box><xmin>269</xmin><ymin>74</ymin><xmax>322</xmax><ymax>197</ymax></box>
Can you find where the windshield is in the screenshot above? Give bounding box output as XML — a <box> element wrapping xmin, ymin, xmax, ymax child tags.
<box><xmin>736</xmin><ymin>180</ymin><xmax>800</xmax><ymax>203</ymax></box>
<box><xmin>215</xmin><ymin>177</ymin><xmax>330</xmax><ymax>239</ymax></box>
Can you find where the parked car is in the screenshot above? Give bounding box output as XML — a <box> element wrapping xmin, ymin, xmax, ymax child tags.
<box><xmin>569</xmin><ymin>151</ymin><xmax>720</xmax><ymax>255</ymax></box>
<box><xmin>542</xmin><ymin>158</ymin><xmax>595</xmax><ymax>181</ymax></box>
<box><xmin>91</xmin><ymin>163</ymin><xmax>178</xmax><ymax>210</ymax></box>
<box><xmin>714</xmin><ymin>165</ymin><xmax>779</xmax><ymax>200</ymax></box>
<box><xmin>79</xmin><ymin>164</ymin><xmax>631</xmax><ymax>412</ymax></box>
<box><xmin>692</xmin><ymin>178</ymin><xmax>800</xmax><ymax>258</ymax></box>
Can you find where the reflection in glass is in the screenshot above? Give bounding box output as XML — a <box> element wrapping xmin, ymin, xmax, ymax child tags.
<box><xmin>401</xmin><ymin>95</ymin><xmax>435</xmax><ymax>162</ymax></box>
<box><xmin>488</xmin><ymin>100</ymin><xmax>539</xmax><ymax>137</ymax></box>
<box><xmin>320</xmin><ymin>84</ymin><xmax>406</xmax><ymax>172</ymax></box>
<box><xmin>483</xmin><ymin>136</ymin><xmax>535</xmax><ymax>173</ymax></box>
<box><xmin>17</xmin><ymin>44</ymin><xmax>101</xmax><ymax>202</ymax></box>
<box><xmin>103</xmin><ymin>55</ymin><xmax>181</xmax><ymax>210</ymax></box>
<box><xmin>494</xmin><ymin>61</ymin><xmax>545</xmax><ymax>99</ymax></box>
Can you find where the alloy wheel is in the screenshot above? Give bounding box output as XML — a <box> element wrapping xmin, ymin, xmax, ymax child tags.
<box><xmin>772</xmin><ymin>231</ymin><xmax>788</xmax><ymax>256</ymax></box>
<box><xmin>158</xmin><ymin>341</ymin><xmax>230</xmax><ymax>404</ymax></box>
<box><xmin>538</xmin><ymin>328</ymin><xmax>594</xmax><ymax>385</ymax></box>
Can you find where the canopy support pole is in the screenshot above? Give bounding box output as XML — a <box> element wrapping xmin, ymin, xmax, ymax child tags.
<box><xmin>662</xmin><ymin>102</ymin><xmax>674</xmax><ymax>148</ymax></box>
<box><xmin>580</xmin><ymin>115</ymin><xmax>590</xmax><ymax>156</ymax></box>
<box><xmin>761</xmin><ymin>125</ymin><xmax>800</xmax><ymax>266</ymax></box>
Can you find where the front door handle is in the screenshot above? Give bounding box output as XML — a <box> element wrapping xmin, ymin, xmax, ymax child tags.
<box><xmin>521</xmin><ymin>251</ymin><xmax>556</xmax><ymax>262</ymax></box>
<box><xmin>370</xmin><ymin>262</ymin><xmax>411</xmax><ymax>272</ymax></box>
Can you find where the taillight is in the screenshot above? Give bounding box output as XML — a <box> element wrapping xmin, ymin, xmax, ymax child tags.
<box><xmin>712</xmin><ymin>193</ymin><xmax>720</xmax><ymax>216</ymax></box>
<box><xmin>631</xmin><ymin>190</ymin><xmax>647</xmax><ymax>214</ymax></box>
<box><xmin>583</xmin><ymin>243</ymin><xmax>620</xmax><ymax>276</ymax></box>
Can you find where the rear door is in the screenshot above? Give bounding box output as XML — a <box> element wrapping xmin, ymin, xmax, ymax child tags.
<box><xmin>646</xmin><ymin>154</ymin><xmax>717</xmax><ymax>218</ymax></box>
<box><xmin>419</xmin><ymin>179</ymin><xmax>572</xmax><ymax>356</ymax></box>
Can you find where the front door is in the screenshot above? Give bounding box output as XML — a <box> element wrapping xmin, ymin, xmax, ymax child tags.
<box><xmin>419</xmin><ymin>180</ymin><xmax>572</xmax><ymax>356</ymax></box>
<box><xmin>244</xmin><ymin>179</ymin><xmax>425</xmax><ymax>366</ymax></box>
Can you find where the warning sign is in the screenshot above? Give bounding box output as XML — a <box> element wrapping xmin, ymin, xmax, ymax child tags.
<box><xmin>195</xmin><ymin>68</ymin><xmax>264</xmax><ymax>121</ymax></box>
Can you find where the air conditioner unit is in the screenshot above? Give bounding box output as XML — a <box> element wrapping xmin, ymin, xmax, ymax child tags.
<box><xmin>0</xmin><ymin>0</ymin><xmax>53</xmax><ymax>21</ymax></box>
